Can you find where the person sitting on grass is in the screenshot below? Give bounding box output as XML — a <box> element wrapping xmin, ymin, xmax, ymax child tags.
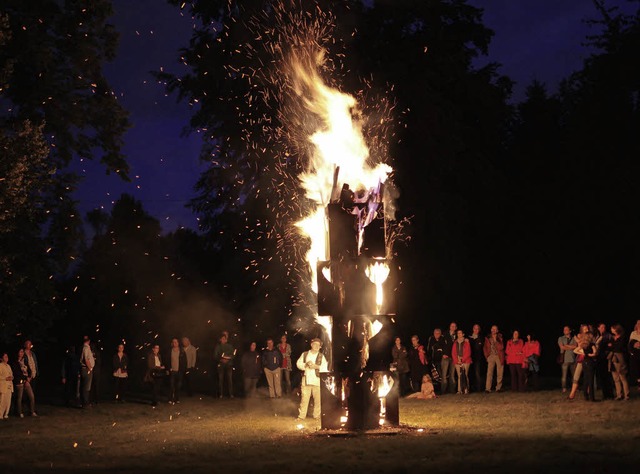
<box><xmin>405</xmin><ymin>374</ymin><xmax>437</xmax><ymax>399</ymax></box>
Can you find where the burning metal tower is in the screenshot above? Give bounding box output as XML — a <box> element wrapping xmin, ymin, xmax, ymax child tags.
<box><xmin>315</xmin><ymin>170</ymin><xmax>400</xmax><ymax>430</ymax></box>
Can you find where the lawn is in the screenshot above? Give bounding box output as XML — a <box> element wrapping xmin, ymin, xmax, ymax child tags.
<box><xmin>0</xmin><ymin>386</ymin><xmax>638</xmax><ymax>473</ymax></box>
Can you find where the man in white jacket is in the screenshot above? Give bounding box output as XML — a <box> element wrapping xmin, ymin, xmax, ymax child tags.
<box><xmin>296</xmin><ymin>338</ymin><xmax>328</xmax><ymax>421</ymax></box>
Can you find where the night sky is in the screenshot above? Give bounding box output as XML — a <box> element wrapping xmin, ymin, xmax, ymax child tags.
<box><xmin>73</xmin><ymin>0</ymin><xmax>634</xmax><ymax>234</ymax></box>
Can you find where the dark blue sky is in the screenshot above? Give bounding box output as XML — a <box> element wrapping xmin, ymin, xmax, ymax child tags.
<box><xmin>73</xmin><ymin>0</ymin><xmax>633</xmax><ymax>234</ymax></box>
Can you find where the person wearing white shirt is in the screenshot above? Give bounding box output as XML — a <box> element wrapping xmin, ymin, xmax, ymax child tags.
<box><xmin>296</xmin><ymin>338</ymin><xmax>328</xmax><ymax>421</ymax></box>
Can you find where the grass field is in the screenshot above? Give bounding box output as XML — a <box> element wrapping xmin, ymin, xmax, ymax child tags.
<box><xmin>1</xmin><ymin>385</ymin><xmax>639</xmax><ymax>474</ymax></box>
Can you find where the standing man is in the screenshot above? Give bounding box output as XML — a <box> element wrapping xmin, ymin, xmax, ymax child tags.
<box><xmin>296</xmin><ymin>338</ymin><xmax>328</xmax><ymax>421</ymax></box>
<box><xmin>469</xmin><ymin>324</ymin><xmax>486</xmax><ymax>392</ymax></box>
<box><xmin>80</xmin><ymin>336</ymin><xmax>95</xmax><ymax>408</ymax></box>
<box><xmin>214</xmin><ymin>333</ymin><xmax>235</xmax><ymax>398</ymax></box>
<box><xmin>145</xmin><ymin>344</ymin><xmax>166</xmax><ymax>407</ymax></box>
<box><xmin>483</xmin><ymin>325</ymin><xmax>505</xmax><ymax>392</ymax></box>
<box><xmin>409</xmin><ymin>334</ymin><xmax>428</xmax><ymax>393</ymax></box>
<box><xmin>168</xmin><ymin>337</ymin><xmax>187</xmax><ymax>405</ymax></box>
<box><xmin>441</xmin><ymin>322</ymin><xmax>458</xmax><ymax>394</ymax></box>
<box><xmin>23</xmin><ymin>340</ymin><xmax>38</xmax><ymax>389</ymax></box>
<box><xmin>557</xmin><ymin>326</ymin><xmax>577</xmax><ymax>393</ymax></box>
<box><xmin>426</xmin><ymin>329</ymin><xmax>446</xmax><ymax>393</ymax></box>
<box><xmin>89</xmin><ymin>338</ymin><xmax>101</xmax><ymax>405</ymax></box>
<box><xmin>595</xmin><ymin>323</ymin><xmax>614</xmax><ymax>400</ymax></box>
<box><xmin>262</xmin><ymin>338</ymin><xmax>283</xmax><ymax>398</ymax></box>
<box><xmin>181</xmin><ymin>337</ymin><xmax>197</xmax><ymax>397</ymax></box>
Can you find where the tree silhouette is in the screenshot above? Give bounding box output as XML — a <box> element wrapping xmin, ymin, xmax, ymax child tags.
<box><xmin>0</xmin><ymin>1</ymin><xmax>130</xmax><ymax>344</ymax></box>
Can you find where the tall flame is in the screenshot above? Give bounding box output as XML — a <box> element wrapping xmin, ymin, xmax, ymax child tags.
<box><xmin>290</xmin><ymin>53</ymin><xmax>391</xmax><ymax>298</ymax></box>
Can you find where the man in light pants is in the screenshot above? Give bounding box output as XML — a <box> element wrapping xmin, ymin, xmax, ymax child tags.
<box><xmin>80</xmin><ymin>336</ymin><xmax>95</xmax><ymax>407</ymax></box>
<box><xmin>296</xmin><ymin>338</ymin><xmax>328</xmax><ymax>421</ymax></box>
<box><xmin>262</xmin><ymin>338</ymin><xmax>282</xmax><ymax>398</ymax></box>
<box><xmin>483</xmin><ymin>325</ymin><xmax>505</xmax><ymax>392</ymax></box>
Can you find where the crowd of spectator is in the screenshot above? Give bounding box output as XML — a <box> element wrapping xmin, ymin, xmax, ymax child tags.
<box><xmin>1</xmin><ymin>320</ymin><xmax>638</xmax><ymax>420</ymax></box>
<box><xmin>390</xmin><ymin>320</ymin><xmax>640</xmax><ymax>401</ymax></box>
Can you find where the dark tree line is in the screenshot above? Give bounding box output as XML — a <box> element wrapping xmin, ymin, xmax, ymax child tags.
<box><xmin>1</xmin><ymin>0</ymin><xmax>129</xmax><ymax>345</ymax></box>
<box><xmin>1</xmin><ymin>1</ymin><xmax>639</xmax><ymax>375</ymax></box>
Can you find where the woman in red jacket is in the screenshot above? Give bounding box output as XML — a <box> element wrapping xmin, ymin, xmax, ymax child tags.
<box><xmin>506</xmin><ymin>330</ymin><xmax>526</xmax><ymax>392</ymax></box>
<box><xmin>452</xmin><ymin>330</ymin><xmax>472</xmax><ymax>394</ymax></box>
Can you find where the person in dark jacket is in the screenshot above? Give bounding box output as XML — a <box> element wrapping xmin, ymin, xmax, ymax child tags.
<box><xmin>168</xmin><ymin>338</ymin><xmax>187</xmax><ymax>405</ymax></box>
<box><xmin>262</xmin><ymin>338</ymin><xmax>283</xmax><ymax>398</ymax></box>
<box><xmin>61</xmin><ymin>345</ymin><xmax>81</xmax><ymax>406</ymax></box>
<box><xmin>469</xmin><ymin>324</ymin><xmax>486</xmax><ymax>392</ymax></box>
<box><xmin>595</xmin><ymin>323</ymin><xmax>615</xmax><ymax>400</ymax></box>
<box><xmin>112</xmin><ymin>343</ymin><xmax>129</xmax><ymax>403</ymax></box>
<box><xmin>391</xmin><ymin>337</ymin><xmax>410</xmax><ymax>396</ymax></box>
<box><xmin>214</xmin><ymin>333</ymin><xmax>235</xmax><ymax>398</ymax></box>
<box><xmin>241</xmin><ymin>342</ymin><xmax>262</xmax><ymax>397</ymax></box>
<box><xmin>610</xmin><ymin>324</ymin><xmax>630</xmax><ymax>400</ymax></box>
<box><xmin>426</xmin><ymin>330</ymin><xmax>446</xmax><ymax>393</ymax></box>
<box><xmin>145</xmin><ymin>344</ymin><xmax>166</xmax><ymax>407</ymax></box>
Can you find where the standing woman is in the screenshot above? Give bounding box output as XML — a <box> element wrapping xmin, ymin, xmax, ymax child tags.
<box><xmin>628</xmin><ymin>320</ymin><xmax>640</xmax><ymax>392</ymax></box>
<box><xmin>391</xmin><ymin>337</ymin><xmax>410</xmax><ymax>396</ymax></box>
<box><xmin>505</xmin><ymin>330</ymin><xmax>526</xmax><ymax>392</ymax></box>
<box><xmin>0</xmin><ymin>352</ymin><xmax>14</xmax><ymax>418</ymax></box>
<box><xmin>278</xmin><ymin>335</ymin><xmax>292</xmax><ymax>395</ymax></box>
<box><xmin>451</xmin><ymin>330</ymin><xmax>471</xmax><ymax>394</ymax></box>
<box><xmin>523</xmin><ymin>333</ymin><xmax>541</xmax><ymax>391</ymax></box>
<box><xmin>610</xmin><ymin>324</ymin><xmax>630</xmax><ymax>401</ymax></box>
<box><xmin>580</xmin><ymin>332</ymin><xmax>598</xmax><ymax>401</ymax></box>
<box><xmin>112</xmin><ymin>343</ymin><xmax>129</xmax><ymax>403</ymax></box>
<box><xmin>568</xmin><ymin>324</ymin><xmax>589</xmax><ymax>400</ymax></box>
<box><xmin>12</xmin><ymin>348</ymin><xmax>36</xmax><ymax>417</ymax></box>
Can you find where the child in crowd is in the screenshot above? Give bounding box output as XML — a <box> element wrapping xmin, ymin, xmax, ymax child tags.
<box><xmin>405</xmin><ymin>374</ymin><xmax>437</xmax><ymax>399</ymax></box>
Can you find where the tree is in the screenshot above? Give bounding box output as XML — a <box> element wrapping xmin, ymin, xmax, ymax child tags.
<box><xmin>544</xmin><ymin>0</ymin><xmax>639</xmax><ymax>320</ymax></box>
<box><xmin>0</xmin><ymin>1</ymin><xmax>130</xmax><ymax>343</ymax></box>
<box><xmin>58</xmin><ymin>194</ymin><xmax>230</xmax><ymax>374</ymax></box>
<box><xmin>499</xmin><ymin>1</ymin><xmax>640</xmax><ymax>333</ymax></box>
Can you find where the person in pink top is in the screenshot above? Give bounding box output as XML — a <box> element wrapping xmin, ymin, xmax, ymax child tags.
<box><xmin>506</xmin><ymin>330</ymin><xmax>526</xmax><ymax>392</ymax></box>
<box><xmin>523</xmin><ymin>333</ymin><xmax>541</xmax><ymax>390</ymax></box>
<box><xmin>451</xmin><ymin>330</ymin><xmax>472</xmax><ymax>394</ymax></box>
<box><xmin>278</xmin><ymin>335</ymin><xmax>292</xmax><ymax>395</ymax></box>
